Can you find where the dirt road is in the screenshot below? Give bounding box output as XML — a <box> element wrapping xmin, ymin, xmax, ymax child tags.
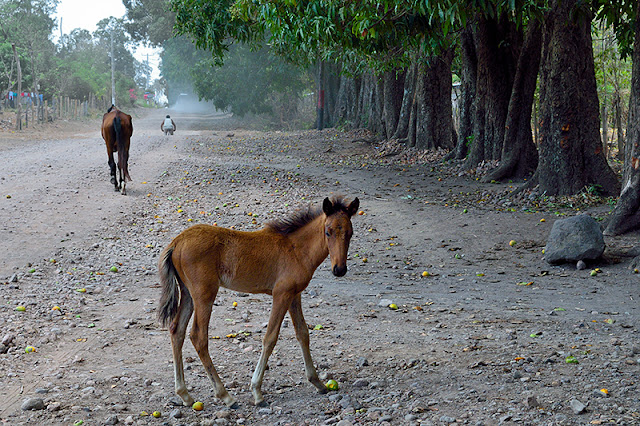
<box><xmin>0</xmin><ymin>110</ymin><xmax>639</xmax><ymax>425</ymax></box>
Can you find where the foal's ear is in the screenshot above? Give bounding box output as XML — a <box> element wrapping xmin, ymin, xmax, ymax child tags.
<box><xmin>347</xmin><ymin>197</ymin><xmax>360</xmax><ymax>217</ymax></box>
<box><xmin>323</xmin><ymin>197</ymin><xmax>334</xmax><ymax>216</ymax></box>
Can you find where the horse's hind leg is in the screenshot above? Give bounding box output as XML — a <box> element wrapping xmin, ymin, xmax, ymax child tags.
<box><xmin>190</xmin><ymin>296</ymin><xmax>237</xmax><ymax>408</ymax></box>
<box><xmin>119</xmin><ymin>166</ymin><xmax>126</xmax><ymax>195</ymax></box>
<box><xmin>108</xmin><ymin>154</ymin><xmax>118</xmax><ymax>191</ymax></box>
<box><xmin>289</xmin><ymin>293</ymin><xmax>326</xmax><ymax>394</ymax></box>
<box><xmin>170</xmin><ymin>288</ymin><xmax>195</xmax><ymax>406</ymax></box>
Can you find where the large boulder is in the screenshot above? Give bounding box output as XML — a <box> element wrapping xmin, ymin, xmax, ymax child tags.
<box><xmin>545</xmin><ymin>215</ymin><xmax>605</xmax><ymax>265</ymax></box>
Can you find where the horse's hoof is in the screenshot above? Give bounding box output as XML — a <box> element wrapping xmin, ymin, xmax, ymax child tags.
<box><xmin>318</xmin><ymin>387</ymin><xmax>328</xmax><ymax>395</ymax></box>
<box><xmin>255</xmin><ymin>399</ymin><xmax>268</xmax><ymax>408</ymax></box>
<box><xmin>229</xmin><ymin>401</ymin><xmax>239</xmax><ymax>410</ymax></box>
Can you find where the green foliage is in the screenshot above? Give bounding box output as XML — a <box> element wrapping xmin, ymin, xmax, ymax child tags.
<box><xmin>123</xmin><ymin>0</ymin><xmax>176</xmax><ymax>46</ymax></box>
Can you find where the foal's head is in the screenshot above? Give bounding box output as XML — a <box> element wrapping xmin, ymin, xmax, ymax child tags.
<box><xmin>322</xmin><ymin>197</ymin><xmax>360</xmax><ymax>277</ymax></box>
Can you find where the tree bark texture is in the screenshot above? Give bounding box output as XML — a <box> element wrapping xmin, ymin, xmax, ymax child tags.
<box><xmin>447</xmin><ymin>27</ymin><xmax>477</xmax><ymax>161</ymax></box>
<box><xmin>381</xmin><ymin>69</ymin><xmax>406</xmax><ymax>139</ymax></box>
<box><xmin>465</xmin><ymin>15</ymin><xmax>522</xmax><ymax>169</ymax></box>
<box><xmin>604</xmin><ymin>1</ymin><xmax>640</xmax><ymax>235</ymax></box>
<box><xmin>482</xmin><ymin>21</ymin><xmax>542</xmax><ymax>182</ymax></box>
<box><xmin>408</xmin><ymin>51</ymin><xmax>455</xmax><ymax>150</ymax></box>
<box><xmin>334</xmin><ymin>74</ymin><xmax>360</xmax><ymax>127</ymax></box>
<box><xmin>534</xmin><ymin>0</ymin><xmax>619</xmax><ymax>197</ymax></box>
<box><xmin>392</xmin><ymin>62</ymin><xmax>417</xmax><ymax>141</ymax></box>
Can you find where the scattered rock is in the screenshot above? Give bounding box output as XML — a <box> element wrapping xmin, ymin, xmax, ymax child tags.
<box><xmin>545</xmin><ymin>215</ymin><xmax>605</xmax><ymax>264</ymax></box>
<box><xmin>352</xmin><ymin>378</ymin><xmax>369</xmax><ymax>388</ymax></box>
<box><xmin>569</xmin><ymin>398</ymin><xmax>587</xmax><ymax>414</ymax></box>
<box><xmin>104</xmin><ymin>414</ymin><xmax>119</xmax><ymax>425</ymax></box>
<box><xmin>356</xmin><ymin>357</ymin><xmax>369</xmax><ymax>367</ymax></box>
<box><xmin>21</xmin><ymin>398</ymin><xmax>45</xmax><ymax>411</ymax></box>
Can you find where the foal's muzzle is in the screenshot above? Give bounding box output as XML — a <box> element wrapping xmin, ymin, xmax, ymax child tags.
<box><xmin>332</xmin><ymin>264</ymin><xmax>347</xmax><ymax>277</ymax></box>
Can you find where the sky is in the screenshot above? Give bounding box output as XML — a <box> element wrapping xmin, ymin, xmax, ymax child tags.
<box><xmin>54</xmin><ymin>0</ymin><xmax>161</xmax><ymax>80</ymax></box>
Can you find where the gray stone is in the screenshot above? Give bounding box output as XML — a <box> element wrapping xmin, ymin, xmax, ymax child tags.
<box><xmin>524</xmin><ymin>394</ymin><xmax>539</xmax><ymax>408</ymax></box>
<box><xmin>378</xmin><ymin>299</ymin><xmax>394</xmax><ymax>307</ymax></box>
<box><xmin>104</xmin><ymin>415</ymin><xmax>119</xmax><ymax>425</ymax></box>
<box><xmin>355</xmin><ymin>357</ymin><xmax>369</xmax><ymax>368</ymax></box>
<box><xmin>169</xmin><ymin>408</ymin><xmax>182</xmax><ymax>419</ymax></box>
<box><xmin>21</xmin><ymin>398</ymin><xmax>45</xmax><ymax>411</ymax></box>
<box><xmin>439</xmin><ymin>415</ymin><xmax>456</xmax><ymax>423</ymax></box>
<box><xmin>545</xmin><ymin>215</ymin><xmax>605</xmax><ymax>264</ymax></box>
<box><xmin>2</xmin><ymin>334</ymin><xmax>14</xmax><ymax>346</ymax></box>
<box><xmin>569</xmin><ymin>398</ymin><xmax>587</xmax><ymax>414</ymax></box>
<box><xmin>352</xmin><ymin>378</ymin><xmax>369</xmax><ymax>388</ymax></box>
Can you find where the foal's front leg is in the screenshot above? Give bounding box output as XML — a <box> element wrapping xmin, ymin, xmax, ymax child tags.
<box><xmin>289</xmin><ymin>293</ymin><xmax>326</xmax><ymax>394</ymax></box>
<box><xmin>251</xmin><ymin>289</ymin><xmax>294</xmax><ymax>406</ymax></box>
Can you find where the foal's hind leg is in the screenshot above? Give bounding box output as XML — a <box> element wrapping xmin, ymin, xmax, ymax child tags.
<box><xmin>190</xmin><ymin>297</ymin><xmax>237</xmax><ymax>408</ymax></box>
<box><xmin>289</xmin><ymin>293</ymin><xmax>326</xmax><ymax>394</ymax></box>
<box><xmin>169</xmin><ymin>289</ymin><xmax>195</xmax><ymax>406</ymax></box>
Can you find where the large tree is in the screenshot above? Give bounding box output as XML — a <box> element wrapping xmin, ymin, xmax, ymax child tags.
<box><xmin>604</xmin><ymin>0</ymin><xmax>640</xmax><ymax>235</ymax></box>
<box><xmin>526</xmin><ymin>0</ymin><xmax>620</xmax><ymax>196</ymax></box>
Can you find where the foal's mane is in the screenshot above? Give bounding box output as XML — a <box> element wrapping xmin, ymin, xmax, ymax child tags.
<box><xmin>265</xmin><ymin>196</ymin><xmax>351</xmax><ymax>235</ymax></box>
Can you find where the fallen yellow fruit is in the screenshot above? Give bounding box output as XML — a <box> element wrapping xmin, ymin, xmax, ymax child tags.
<box><xmin>389</xmin><ymin>303</ymin><xmax>398</xmax><ymax>310</ymax></box>
<box><xmin>15</xmin><ymin>306</ymin><xmax>26</xmax><ymax>312</ymax></box>
<box><xmin>25</xmin><ymin>346</ymin><xmax>36</xmax><ymax>353</ymax></box>
<box><xmin>232</xmin><ymin>301</ymin><xmax>238</xmax><ymax>307</ymax></box>
<box><xmin>326</xmin><ymin>379</ymin><xmax>339</xmax><ymax>391</ymax></box>
<box><xmin>422</xmin><ymin>271</ymin><xmax>430</xmax><ymax>277</ymax></box>
<box><xmin>509</xmin><ymin>240</ymin><xmax>516</xmax><ymax>247</ymax></box>
<box><xmin>152</xmin><ymin>411</ymin><xmax>161</xmax><ymax>418</ymax></box>
<box><xmin>192</xmin><ymin>401</ymin><xmax>204</xmax><ymax>411</ymax></box>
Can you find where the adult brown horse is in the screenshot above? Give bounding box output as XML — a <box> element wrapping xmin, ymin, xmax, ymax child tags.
<box><xmin>101</xmin><ymin>105</ymin><xmax>133</xmax><ymax>195</ymax></box>
<box><xmin>158</xmin><ymin>196</ymin><xmax>360</xmax><ymax>408</ymax></box>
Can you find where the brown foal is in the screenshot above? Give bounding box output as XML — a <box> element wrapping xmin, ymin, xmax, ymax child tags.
<box><xmin>158</xmin><ymin>196</ymin><xmax>360</xmax><ymax>407</ymax></box>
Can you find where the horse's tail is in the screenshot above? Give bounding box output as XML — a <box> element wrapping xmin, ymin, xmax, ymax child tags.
<box><xmin>158</xmin><ymin>246</ymin><xmax>184</xmax><ymax>327</ymax></box>
<box><xmin>113</xmin><ymin>113</ymin><xmax>131</xmax><ymax>181</ymax></box>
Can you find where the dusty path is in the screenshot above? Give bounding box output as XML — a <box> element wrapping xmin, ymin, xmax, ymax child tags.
<box><xmin>0</xmin><ymin>110</ymin><xmax>639</xmax><ymax>425</ymax></box>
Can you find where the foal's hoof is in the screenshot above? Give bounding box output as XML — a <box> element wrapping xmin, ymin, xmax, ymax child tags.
<box><xmin>318</xmin><ymin>387</ymin><xmax>328</xmax><ymax>395</ymax></box>
<box><xmin>256</xmin><ymin>400</ymin><xmax>269</xmax><ymax>408</ymax></box>
<box><xmin>229</xmin><ymin>401</ymin><xmax>239</xmax><ymax>410</ymax></box>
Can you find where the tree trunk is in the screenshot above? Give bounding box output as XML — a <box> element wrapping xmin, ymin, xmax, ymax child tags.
<box><xmin>12</xmin><ymin>43</ymin><xmax>22</xmax><ymax>131</ymax></box>
<box><xmin>316</xmin><ymin>60</ymin><xmax>324</xmax><ymax>130</ymax></box>
<box><xmin>409</xmin><ymin>51</ymin><xmax>455</xmax><ymax>150</ymax></box>
<box><xmin>392</xmin><ymin>62</ymin><xmax>417</xmax><ymax>141</ymax></box>
<box><xmin>334</xmin><ymin>74</ymin><xmax>360</xmax><ymax>127</ymax></box>
<box><xmin>532</xmin><ymin>0</ymin><xmax>619</xmax><ymax>197</ymax></box>
<box><xmin>604</xmin><ymin>1</ymin><xmax>640</xmax><ymax>235</ymax></box>
<box><xmin>381</xmin><ymin>69</ymin><xmax>405</xmax><ymax>139</ymax></box>
<box><xmin>464</xmin><ymin>15</ymin><xmax>522</xmax><ymax>168</ymax></box>
<box><xmin>447</xmin><ymin>26</ymin><xmax>477</xmax><ymax>161</ymax></box>
<box><xmin>482</xmin><ymin>21</ymin><xmax>541</xmax><ymax>182</ymax></box>
<box><xmin>356</xmin><ymin>73</ymin><xmax>383</xmax><ymax>134</ymax></box>
<box><xmin>615</xmin><ymin>91</ymin><xmax>624</xmax><ymax>155</ymax></box>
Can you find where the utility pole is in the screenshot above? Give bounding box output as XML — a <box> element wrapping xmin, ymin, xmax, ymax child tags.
<box><xmin>110</xmin><ymin>30</ymin><xmax>116</xmax><ymax>106</ymax></box>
